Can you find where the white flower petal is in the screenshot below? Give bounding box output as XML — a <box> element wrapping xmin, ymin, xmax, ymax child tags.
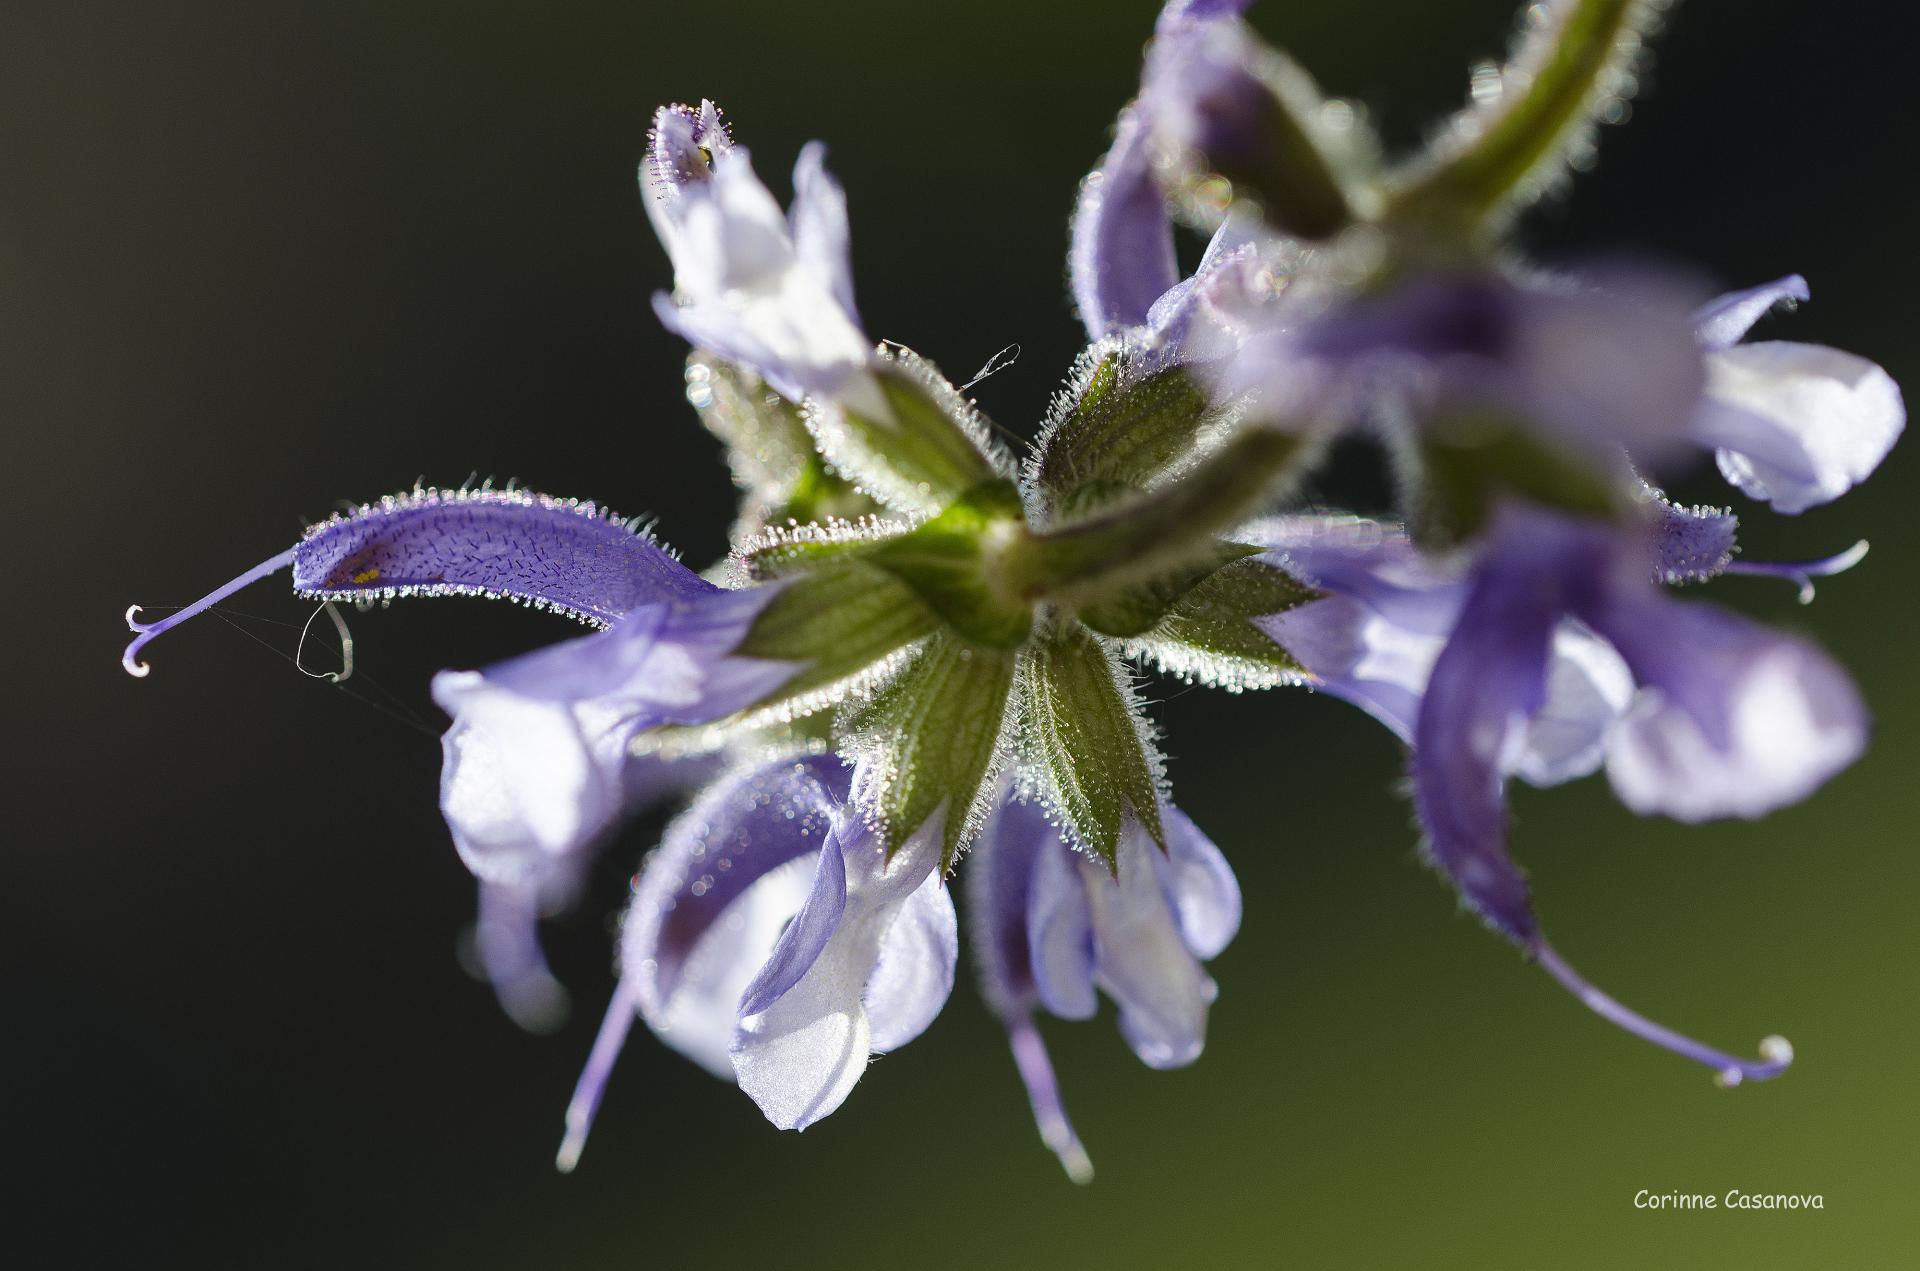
<box><xmin>1606</xmin><ymin>638</ymin><xmax>1866</xmax><ymax>822</ymax></box>
<box><xmin>1513</xmin><ymin>623</ymin><xmax>1634</xmax><ymax>787</ymax></box>
<box><xmin>729</xmin><ymin>814</ymin><xmax>947</xmax><ymax>1130</ymax></box>
<box><xmin>432</xmin><ymin>670</ymin><xmax>614</xmax><ymax>884</ymax></box>
<box><xmin>1697</xmin><ymin>341</ymin><xmax>1904</xmax><ymax>514</ymax></box>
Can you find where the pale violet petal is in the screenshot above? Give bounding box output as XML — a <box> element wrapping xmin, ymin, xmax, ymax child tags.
<box><xmin>1601</xmin><ymin>608</ymin><xmax>1867</xmax><ymax>822</ymax></box>
<box><xmin>734</xmin><ymin>834</ymin><xmax>847</xmax><ymax>1019</ymax></box>
<box><xmin>1070</xmin><ymin>104</ymin><xmax>1179</xmax><ymax>340</ymax></box>
<box><xmin>1027</xmin><ymin>827</ymin><xmax>1098</xmax><ymax>1020</ymax></box>
<box><xmin>1147</xmin><ymin>805</ymin><xmax>1241</xmax><ymax>961</ymax></box>
<box><xmin>623</xmin><ymin>757</ymin><xmax>847</xmax><ymax>1076</ymax></box>
<box><xmin>636</xmin><ymin>854</ymin><xmax>819</xmax><ymax>1077</ymax></box>
<box><xmin>789</xmin><ymin>142</ymin><xmax>860</xmax><ymax>325</ymax></box>
<box><xmin>1512</xmin><ymin>623</ymin><xmax>1635</xmax><ymax>788</ymax></box>
<box><xmin>728</xmin><ymin>810</ymin><xmax>946</xmax><ymax>1130</ymax></box>
<box><xmin>864</xmin><ymin>869</ymin><xmax>958</xmax><ymax>1052</ymax></box>
<box><xmin>1087</xmin><ymin>825</ymin><xmax>1215</xmax><ymax>1070</ymax></box>
<box><xmin>1696</xmin><ymin>341</ymin><xmax>1905</xmax><ymax>514</ymax></box>
<box><xmin>966</xmin><ymin>792</ymin><xmax>1051</xmax><ymax>1012</ymax></box>
<box><xmin>432</xmin><ymin>670</ymin><xmax>613</xmax><ymax>884</ymax></box>
<box><xmin>1692</xmin><ymin>275</ymin><xmax>1809</xmax><ymax>350</ymax></box>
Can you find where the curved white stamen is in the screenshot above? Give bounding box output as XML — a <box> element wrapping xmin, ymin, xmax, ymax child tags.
<box><xmin>122</xmin><ymin>547</ymin><xmax>300</xmax><ymax>677</ymax></box>
<box><xmin>1725</xmin><ymin>540</ymin><xmax>1868</xmax><ymax>605</ymax></box>
<box><xmin>555</xmin><ymin>980</ymin><xmax>639</xmax><ymax>1174</ymax></box>
<box><xmin>1533</xmin><ymin>941</ymin><xmax>1793</xmax><ymax>1086</ymax></box>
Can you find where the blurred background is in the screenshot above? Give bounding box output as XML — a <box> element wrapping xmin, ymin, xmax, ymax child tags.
<box><xmin>5</xmin><ymin>0</ymin><xmax>1916</xmax><ymax>1265</ymax></box>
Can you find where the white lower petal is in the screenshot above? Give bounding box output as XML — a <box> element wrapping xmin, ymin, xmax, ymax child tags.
<box><xmin>729</xmin><ymin>815</ymin><xmax>946</xmax><ymax>1130</ymax></box>
<box><xmin>1699</xmin><ymin>341</ymin><xmax>1904</xmax><ymax>514</ymax></box>
<box><xmin>1607</xmin><ymin>641</ymin><xmax>1866</xmax><ymax>822</ymax></box>
<box><xmin>1514</xmin><ymin>623</ymin><xmax>1634</xmax><ymax>788</ymax></box>
<box><xmin>1086</xmin><ymin>827</ymin><xmax>1214</xmax><ymax>1070</ymax></box>
<box><xmin>647</xmin><ymin>855</ymin><xmax>819</xmax><ymax>1077</ymax></box>
<box><xmin>864</xmin><ymin>870</ymin><xmax>958</xmax><ymax>1053</ymax></box>
<box><xmin>433</xmin><ymin>671</ymin><xmax>612</xmax><ymax>883</ymax></box>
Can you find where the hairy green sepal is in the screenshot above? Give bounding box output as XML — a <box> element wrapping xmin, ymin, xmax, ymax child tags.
<box><xmin>1018</xmin><ymin>427</ymin><xmax>1307</xmax><ymax>607</ymax></box>
<box><xmin>735</xmin><ymin>557</ymin><xmax>941</xmax><ymax>709</ymax></box>
<box><xmin>845</xmin><ymin>631</ymin><xmax>1016</xmax><ymax>865</ymax></box>
<box><xmin>688</xmin><ymin>357</ymin><xmax>879</xmax><ymax>529</ymax></box>
<box><xmin>818</xmin><ymin>355</ymin><xmax>1002</xmax><ymax>514</ymax></box>
<box><xmin>1037</xmin><ymin>354</ymin><xmax>1221</xmax><ymax>508</ymax></box>
<box><xmin>1147</xmin><ymin>557</ymin><xmax>1317</xmax><ymax>674</ymax></box>
<box><xmin>1022</xmin><ymin>623</ymin><xmax>1163</xmax><ymax>870</ymax></box>
<box><xmin>1077</xmin><ymin>540</ymin><xmax>1262</xmax><ymax>639</ymax></box>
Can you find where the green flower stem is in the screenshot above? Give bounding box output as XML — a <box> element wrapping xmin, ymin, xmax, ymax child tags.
<box><xmin>1007</xmin><ymin>427</ymin><xmax>1306</xmax><ymax>607</ymax></box>
<box><xmin>1387</xmin><ymin>0</ymin><xmax>1649</xmax><ymax>230</ymax></box>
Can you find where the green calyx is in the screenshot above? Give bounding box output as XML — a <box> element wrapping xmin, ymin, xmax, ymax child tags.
<box><xmin>1021</xmin><ymin>621</ymin><xmax>1165</xmax><ymax>871</ymax></box>
<box><xmin>733</xmin><ymin>556</ymin><xmax>942</xmax><ymax>715</ymax></box>
<box><xmin>807</xmin><ymin>349</ymin><xmax>1010</xmax><ymax>516</ymax></box>
<box><xmin>843</xmin><ymin>630</ymin><xmax>1018</xmax><ymax>866</ymax></box>
<box><xmin>686</xmin><ymin>357</ymin><xmax>883</xmax><ymax>537</ymax></box>
<box><xmin>1034</xmin><ymin>352</ymin><xmax>1229</xmax><ymax>509</ymax></box>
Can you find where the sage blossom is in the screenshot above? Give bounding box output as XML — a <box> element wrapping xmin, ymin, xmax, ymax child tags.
<box><xmin>122</xmin><ymin>0</ymin><xmax>1902</xmax><ymax>1185</ymax></box>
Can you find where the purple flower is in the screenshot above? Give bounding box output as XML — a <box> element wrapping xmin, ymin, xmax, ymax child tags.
<box><xmin>645</xmin><ymin>100</ymin><xmax>882</xmax><ymax>416</ymax></box>
<box><xmin>967</xmin><ymin>788</ymin><xmax>1240</xmax><ymax>1180</ymax></box>
<box><xmin>1069</xmin><ymin>103</ymin><xmax>1180</xmax><ymax>342</ymax></box>
<box><xmin>556</xmin><ymin>756</ymin><xmax>956</xmax><ymax>1168</ymax></box>
<box><xmin>1688</xmin><ymin>276</ymin><xmax>1905</xmax><ymax>514</ymax></box>
<box><xmin>124</xmin><ymin>487</ymin><xmax>800</xmax><ymax>1028</ymax></box>
<box><xmin>1250</xmin><ymin>505</ymin><xmax>1864</xmax><ymax>1082</ymax></box>
<box><xmin>1276</xmin><ymin>269</ymin><xmax>1711</xmax><ymax>463</ymax></box>
<box><xmin>1068</xmin><ymin>0</ymin><xmax>1268</xmax><ymax>348</ymax></box>
<box><xmin>1250</xmin><ymin>515</ymin><xmax>1633</xmax><ymax>779</ymax></box>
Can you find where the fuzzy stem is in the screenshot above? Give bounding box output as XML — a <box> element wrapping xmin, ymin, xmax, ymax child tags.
<box><xmin>1009</xmin><ymin>428</ymin><xmax>1305</xmax><ymax>605</ymax></box>
<box><xmin>1388</xmin><ymin>0</ymin><xmax>1654</xmax><ymax>229</ymax></box>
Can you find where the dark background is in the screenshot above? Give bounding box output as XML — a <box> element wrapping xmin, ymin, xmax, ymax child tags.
<box><xmin>6</xmin><ymin>1</ymin><xmax>1917</xmax><ymax>1265</ymax></box>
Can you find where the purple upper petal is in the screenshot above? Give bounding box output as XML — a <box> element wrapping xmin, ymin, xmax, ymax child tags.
<box><xmin>1410</xmin><ymin>513</ymin><xmax>1586</xmax><ymax>943</ymax></box>
<box><xmin>733</xmin><ymin>829</ymin><xmax>849</xmax><ymax>1019</ymax></box>
<box><xmin>1644</xmin><ymin>490</ymin><xmax>1739</xmax><ymax>585</ymax></box>
<box><xmin>292</xmin><ymin>487</ymin><xmax>711</xmax><ymax>626</ymax></box>
<box><xmin>1070</xmin><ymin>105</ymin><xmax>1180</xmax><ymax>340</ymax></box>
<box><xmin>478</xmin><ymin>586</ymin><xmax>797</xmax><ymax>723</ymax></box>
<box><xmin>1156</xmin><ymin>0</ymin><xmax>1251</xmax><ymax>31</ymax></box>
<box><xmin>967</xmin><ymin>792</ymin><xmax>1054</xmax><ymax>1013</ymax></box>
<box><xmin>1693</xmin><ymin>275</ymin><xmax>1808</xmax><ymax>351</ymax></box>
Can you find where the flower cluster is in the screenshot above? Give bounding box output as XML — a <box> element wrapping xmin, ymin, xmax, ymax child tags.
<box><xmin>125</xmin><ymin>0</ymin><xmax>1902</xmax><ymax>1179</ymax></box>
